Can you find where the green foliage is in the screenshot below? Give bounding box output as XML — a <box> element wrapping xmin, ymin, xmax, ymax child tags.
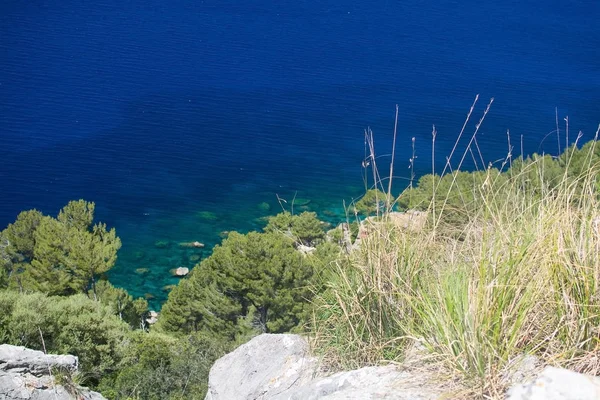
<box><xmin>157</xmin><ymin>272</ymin><xmax>241</xmax><ymax>338</ymax></box>
<box><xmin>0</xmin><ymin>291</ymin><xmax>130</xmax><ymax>384</ymax></box>
<box><xmin>0</xmin><ymin>210</ymin><xmax>43</xmax><ymax>289</ymax></box>
<box><xmin>396</xmin><ymin>142</ymin><xmax>600</xmax><ymax>230</ymax></box>
<box><xmin>159</xmin><ymin>230</ymin><xmax>315</xmax><ymax>336</ymax></box>
<box><xmin>93</xmin><ymin>280</ymin><xmax>148</xmax><ymax>329</ymax></box>
<box><xmin>397</xmin><ymin>169</ymin><xmax>507</xmax><ymax>227</ymax></box>
<box><xmin>98</xmin><ymin>332</ymin><xmax>228</xmax><ymax>400</ymax></box>
<box><xmin>354</xmin><ymin>189</ymin><xmax>393</xmax><ymax>216</ymax></box>
<box><xmin>0</xmin><ymin>200</ymin><xmax>121</xmax><ymax>296</ymax></box>
<box><xmin>312</xmin><ymin>140</ymin><xmax>600</xmax><ymax>395</ymax></box>
<box><xmin>264</xmin><ymin>211</ymin><xmax>325</xmax><ymax>246</ymax></box>
<box><xmin>58</xmin><ymin>199</ymin><xmax>95</xmax><ymax>230</ymax></box>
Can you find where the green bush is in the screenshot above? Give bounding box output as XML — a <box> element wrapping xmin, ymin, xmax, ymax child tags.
<box><xmin>0</xmin><ymin>291</ymin><xmax>130</xmax><ymax>385</ymax></box>
<box><xmin>98</xmin><ymin>332</ymin><xmax>228</xmax><ymax>400</ymax></box>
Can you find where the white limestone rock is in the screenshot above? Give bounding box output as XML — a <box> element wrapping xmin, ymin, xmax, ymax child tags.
<box><xmin>205</xmin><ymin>334</ymin><xmax>318</xmax><ymax>400</ymax></box>
<box><xmin>0</xmin><ymin>344</ymin><xmax>106</xmax><ymax>400</ymax></box>
<box><xmin>507</xmin><ymin>366</ymin><xmax>600</xmax><ymax>400</ymax></box>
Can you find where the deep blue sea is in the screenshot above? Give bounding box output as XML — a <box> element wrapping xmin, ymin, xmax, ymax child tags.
<box><xmin>1</xmin><ymin>0</ymin><xmax>599</xmax><ymax>307</ymax></box>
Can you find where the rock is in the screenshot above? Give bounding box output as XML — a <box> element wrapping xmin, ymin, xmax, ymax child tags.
<box><xmin>334</xmin><ymin>223</ymin><xmax>353</xmax><ymax>252</ymax></box>
<box><xmin>258</xmin><ymin>202</ymin><xmax>271</xmax><ymax>212</ymax></box>
<box><xmin>205</xmin><ymin>334</ymin><xmax>445</xmax><ymax>400</ymax></box>
<box><xmin>196</xmin><ymin>211</ymin><xmax>218</xmax><ymax>221</ymax></box>
<box><xmin>0</xmin><ymin>345</ymin><xmax>77</xmax><ymax>376</ymax></box>
<box><xmin>162</xmin><ymin>284</ymin><xmax>176</xmax><ymax>292</ymax></box>
<box><xmin>205</xmin><ymin>334</ymin><xmax>318</xmax><ymax>400</ymax></box>
<box><xmin>292</xmin><ymin>198</ymin><xmax>311</xmax><ymax>206</ymax></box>
<box><xmin>507</xmin><ymin>366</ymin><xmax>600</xmax><ymax>400</ymax></box>
<box><xmin>172</xmin><ymin>267</ymin><xmax>189</xmax><ymax>277</ymax></box>
<box><xmin>206</xmin><ymin>334</ymin><xmax>600</xmax><ymax>400</ymax></box>
<box><xmin>189</xmin><ymin>254</ymin><xmax>201</xmax><ymax>262</ymax></box>
<box><xmin>0</xmin><ymin>344</ymin><xmax>106</xmax><ymax>400</ymax></box>
<box><xmin>388</xmin><ymin>211</ymin><xmax>427</xmax><ymax>231</ymax></box>
<box><xmin>273</xmin><ymin>365</ymin><xmax>442</xmax><ymax>400</ymax></box>
<box><xmin>146</xmin><ymin>310</ymin><xmax>159</xmax><ymax>325</ymax></box>
<box><xmin>154</xmin><ymin>240</ymin><xmax>171</xmax><ymax>249</ymax></box>
<box><xmin>297</xmin><ymin>244</ymin><xmax>316</xmax><ymax>255</ymax></box>
<box><xmin>135</xmin><ymin>267</ymin><xmax>150</xmax><ymax>275</ymax></box>
<box><xmin>179</xmin><ymin>241</ymin><xmax>205</xmax><ymax>248</ymax></box>
<box><xmin>502</xmin><ymin>354</ymin><xmax>540</xmax><ymax>387</ymax></box>
<box><xmin>144</xmin><ymin>293</ymin><xmax>155</xmax><ymax>300</ymax></box>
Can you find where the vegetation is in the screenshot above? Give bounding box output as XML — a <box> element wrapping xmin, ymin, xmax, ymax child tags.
<box><xmin>263</xmin><ymin>211</ymin><xmax>326</xmax><ymax>246</ymax></box>
<box><xmin>0</xmin><ymin>290</ymin><xmax>128</xmax><ymax>383</ymax></box>
<box><xmin>311</xmin><ymin>113</ymin><xmax>600</xmax><ymax>397</ymax></box>
<box><xmin>2</xmin><ymin>108</ymin><xmax>600</xmax><ymax>399</ymax></box>
<box><xmin>0</xmin><ymin>201</ymin><xmax>333</xmax><ymax>398</ymax></box>
<box><xmin>97</xmin><ymin>331</ymin><xmax>227</xmax><ymax>400</ymax></box>
<box><xmin>0</xmin><ymin>200</ymin><xmax>121</xmax><ymax>296</ymax></box>
<box><xmin>354</xmin><ymin>188</ymin><xmax>394</xmax><ymax>217</ymax></box>
<box><xmin>157</xmin><ymin>219</ymin><xmax>326</xmax><ymax>337</ymax></box>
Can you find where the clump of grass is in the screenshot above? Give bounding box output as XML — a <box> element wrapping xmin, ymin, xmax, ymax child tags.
<box><xmin>311</xmin><ymin>99</ymin><xmax>600</xmax><ymax>397</ymax></box>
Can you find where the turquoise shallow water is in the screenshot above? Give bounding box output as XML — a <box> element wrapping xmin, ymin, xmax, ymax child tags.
<box><xmin>107</xmin><ymin>184</ymin><xmax>363</xmax><ymax>309</ymax></box>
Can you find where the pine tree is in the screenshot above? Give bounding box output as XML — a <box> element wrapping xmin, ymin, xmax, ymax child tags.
<box><xmin>0</xmin><ymin>209</ymin><xmax>43</xmax><ymax>290</ymax></box>
<box><xmin>2</xmin><ymin>200</ymin><xmax>121</xmax><ymax>296</ymax></box>
<box><xmin>159</xmin><ymin>230</ymin><xmax>314</xmax><ymax>336</ymax></box>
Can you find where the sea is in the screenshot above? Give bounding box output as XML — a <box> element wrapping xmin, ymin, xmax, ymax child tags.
<box><xmin>1</xmin><ymin>0</ymin><xmax>599</xmax><ymax>308</ymax></box>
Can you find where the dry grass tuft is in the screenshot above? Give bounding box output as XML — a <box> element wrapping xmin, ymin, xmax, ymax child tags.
<box><xmin>311</xmin><ymin>100</ymin><xmax>600</xmax><ymax>398</ymax></box>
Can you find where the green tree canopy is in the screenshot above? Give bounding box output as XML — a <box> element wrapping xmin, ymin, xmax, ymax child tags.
<box><xmin>0</xmin><ymin>200</ymin><xmax>121</xmax><ymax>296</ymax></box>
<box><xmin>264</xmin><ymin>211</ymin><xmax>325</xmax><ymax>246</ymax></box>
<box><xmin>93</xmin><ymin>280</ymin><xmax>148</xmax><ymax>329</ymax></box>
<box><xmin>159</xmin><ymin>230</ymin><xmax>314</xmax><ymax>337</ymax></box>
<box><xmin>0</xmin><ymin>210</ymin><xmax>43</xmax><ymax>289</ymax></box>
<box><xmin>354</xmin><ymin>189</ymin><xmax>394</xmax><ymax>216</ymax></box>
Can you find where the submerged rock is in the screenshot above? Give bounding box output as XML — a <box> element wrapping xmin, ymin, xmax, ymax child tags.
<box><xmin>162</xmin><ymin>284</ymin><xmax>176</xmax><ymax>292</ymax></box>
<box><xmin>258</xmin><ymin>202</ymin><xmax>271</xmax><ymax>212</ymax></box>
<box><xmin>196</xmin><ymin>211</ymin><xmax>218</xmax><ymax>221</ymax></box>
<box><xmin>154</xmin><ymin>240</ymin><xmax>171</xmax><ymax>249</ymax></box>
<box><xmin>134</xmin><ymin>267</ymin><xmax>150</xmax><ymax>275</ymax></box>
<box><xmin>292</xmin><ymin>198</ymin><xmax>311</xmax><ymax>206</ymax></box>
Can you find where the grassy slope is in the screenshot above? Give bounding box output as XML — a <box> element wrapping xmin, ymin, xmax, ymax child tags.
<box><xmin>311</xmin><ymin>109</ymin><xmax>600</xmax><ymax>397</ymax></box>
